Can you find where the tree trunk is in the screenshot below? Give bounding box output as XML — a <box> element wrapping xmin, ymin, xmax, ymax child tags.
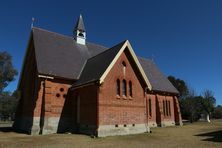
<box><xmin>206</xmin><ymin>113</ymin><xmax>210</xmax><ymax>122</ymax></box>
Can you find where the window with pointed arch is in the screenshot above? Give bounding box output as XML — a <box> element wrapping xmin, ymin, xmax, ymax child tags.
<box><xmin>122</xmin><ymin>79</ymin><xmax>127</xmax><ymax>96</ymax></box>
<box><xmin>129</xmin><ymin>81</ymin><xmax>133</xmax><ymax>97</ymax></box>
<box><xmin>166</xmin><ymin>100</ymin><xmax>169</xmax><ymax>116</ymax></box>
<box><xmin>168</xmin><ymin>101</ymin><xmax>171</xmax><ymax>116</ymax></box>
<box><xmin>149</xmin><ymin>99</ymin><xmax>152</xmax><ymax>116</ymax></box>
<box><xmin>116</xmin><ymin>79</ymin><xmax>120</xmax><ymax>96</ymax></box>
<box><xmin>122</xmin><ymin>61</ymin><xmax>126</xmax><ymax>67</ymax></box>
<box><xmin>163</xmin><ymin>100</ymin><xmax>166</xmax><ymax>116</ymax></box>
<box><xmin>78</xmin><ymin>32</ymin><xmax>84</xmax><ymax>37</ymax></box>
<box><xmin>122</xmin><ymin>61</ymin><xmax>126</xmax><ymax>76</ymax></box>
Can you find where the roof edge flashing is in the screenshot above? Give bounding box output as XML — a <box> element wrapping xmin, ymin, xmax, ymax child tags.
<box><xmin>99</xmin><ymin>40</ymin><xmax>152</xmax><ymax>90</ymax></box>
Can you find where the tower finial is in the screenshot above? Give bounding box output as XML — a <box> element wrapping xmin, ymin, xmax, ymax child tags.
<box><xmin>31</xmin><ymin>17</ymin><xmax>35</xmax><ymax>28</ymax></box>
<box><xmin>151</xmin><ymin>54</ymin><xmax>155</xmax><ymax>63</ymax></box>
<box><xmin>74</xmin><ymin>14</ymin><xmax>86</xmax><ymax>45</ymax></box>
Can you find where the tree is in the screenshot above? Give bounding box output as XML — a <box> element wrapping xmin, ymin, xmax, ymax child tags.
<box><xmin>212</xmin><ymin>105</ymin><xmax>222</xmax><ymax>119</ymax></box>
<box><xmin>189</xmin><ymin>96</ymin><xmax>203</xmax><ymax>122</ymax></box>
<box><xmin>0</xmin><ymin>51</ymin><xmax>18</xmax><ymax>121</ymax></box>
<box><xmin>168</xmin><ymin>76</ymin><xmax>189</xmax><ymax>98</ymax></box>
<box><xmin>0</xmin><ymin>91</ymin><xmax>19</xmax><ymax>121</ymax></box>
<box><xmin>168</xmin><ymin>76</ymin><xmax>191</xmax><ymax>120</ymax></box>
<box><xmin>0</xmin><ymin>51</ymin><xmax>18</xmax><ymax>93</ymax></box>
<box><xmin>201</xmin><ymin>89</ymin><xmax>216</xmax><ymax>122</ymax></box>
<box><xmin>168</xmin><ymin>76</ymin><xmax>217</xmax><ymax>123</ymax></box>
<box><xmin>180</xmin><ymin>88</ymin><xmax>203</xmax><ymax>122</ymax></box>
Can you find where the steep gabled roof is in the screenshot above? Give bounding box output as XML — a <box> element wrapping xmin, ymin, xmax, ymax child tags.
<box><xmin>74</xmin><ymin>40</ymin><xmax>152</xmax><ymax>90</ymax></box>
<box><xmin>20</xmin><ymin>27</ymin><xmax>178</xmax><ymax>94</ymax></box>
<box><xmin>73</xmin><ymin>40</ymin><xmax>126</xmax><ymax>86</ymax></box>
<box><xmin>32</xmin><ymin>27</ymin><xmax>107</xmax><ymax>79</ymax></box>
<box><xmin>138</xmin><ymin>57</ymin><xmax>179</xmax><ymax>94</ymax></box>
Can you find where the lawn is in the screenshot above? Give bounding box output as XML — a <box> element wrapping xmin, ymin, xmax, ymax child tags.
<box><xmin>0</xmin><ymin>120</ymin><xmax>221</xmax><ymax>148</ymax></box>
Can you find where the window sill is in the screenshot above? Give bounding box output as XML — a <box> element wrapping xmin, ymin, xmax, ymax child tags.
<box><xmin>122</xmin><ymin>95</ymin><xmax>127</xmax><ymax>99</ymax></box>
<box><xmin>116</xmin><ymin>95</ymin><xmax>121</xmax><ymax>99</ymax></box>
<box><xmin>163</xmin><ymin>116</ymin><xmax>172</xmax><ymax>118</ymax></box>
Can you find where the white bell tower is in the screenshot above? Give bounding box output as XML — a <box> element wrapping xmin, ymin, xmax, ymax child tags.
<box><xmin>74</xmin><ymin>14</ymin><xmax>86</xmax><ymax>45</ymax></box>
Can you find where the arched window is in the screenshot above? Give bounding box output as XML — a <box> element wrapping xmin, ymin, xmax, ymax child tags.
<box><xmin>122</xmin><ymin>61</ymin><xmax>126</xmax><ymax>76</ymax></box>
<box><xmin>122</xmin><ymin>79</ymin><xmax>127</xmax><ymax>96</ymax></box>
<box><xmin>166</xmin><ymin>100</ymin><xmax>169</xmax><ymax>116</ymax></box>
<box><xmin>168</xmin><ymin>101</ymin><xmax>171</xmax><ymax>116</ymax></box>
<box><xmin>122</xmin><ymin>61</ymin><xmax>126</xmax><ymax>67</ymax></box>
<box><xmin>78</xmin><ymin>32</ymin><xmax>84</xmax><ymax>37</ymax></box>
<box><xmin>129</xmin><ymin>81</ymin><xmax>133</xmax><ymax>97</ymax></box>
<box><xmin>149</xmin><ymin>99</ymin><xmax>152</xmax><ymax>116</ymax></box>
<box><xmin>116</xmin><ymin>79</ymin><xmax>120</xmax><ymax>96</ymax></box>
<box><xmin>163</xmin><ymin>100</ymin><xmax>165</xmax><ymax>116</ymax></box>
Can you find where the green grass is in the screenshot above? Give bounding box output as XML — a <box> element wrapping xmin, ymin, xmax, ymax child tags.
<box><xmin>0</xmin><ymin>120</ymin><xmax>221</xmax><ymax>148</ymax></box>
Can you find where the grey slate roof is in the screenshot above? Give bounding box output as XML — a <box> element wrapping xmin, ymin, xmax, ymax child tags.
<box><xmin>74</xmin><ymin>41</ymin><xmax>126</xmax><ymax>86</ymax></box>
<box><xmin>31</xmin><ymin>27</ymin><xmax>178</xmax><ymax>94</ymax></box>
<box><xmin>138</xmin><ymin>57</ymin><xmax>179</xmax><ymax>94</ymax></box>
<box><xmin>32</xmin><ymin>27</ymin><xmax>106</xmax><ymax>79</ymax></box>
<box><xmin>74</xmin><ymin>14</ymin><xmax>86</xmax><ymax>32</ymax></box>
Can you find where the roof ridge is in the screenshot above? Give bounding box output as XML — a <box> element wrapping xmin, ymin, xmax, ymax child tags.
<box><xmin>76</xmin><ymin>60</ymin><xmax>88</xmax><ymax>79</ymax></box>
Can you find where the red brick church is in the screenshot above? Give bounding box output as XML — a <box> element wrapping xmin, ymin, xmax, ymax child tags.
<box><xmin>13</xmin><ymin>15</ymin><xmax>182</xmax><ymax>137</ymax></box>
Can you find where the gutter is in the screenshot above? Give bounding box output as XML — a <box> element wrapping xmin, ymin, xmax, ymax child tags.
<box><xmin>70</xmin><ymin>80</ymin><xmax>100</xmax><ymax>90</ymax></box>
<box><xmin>38</xmin><ymin>74</ymin><xmax>54</xmax><ymax>79</ymax></box>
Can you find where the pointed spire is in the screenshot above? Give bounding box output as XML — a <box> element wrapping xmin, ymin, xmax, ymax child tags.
<box><xmin>74</xmin><ymin>14</ymin><xmax>86</xmax><ymax>32</ymax></box>
<box><xmin>31</xmin><ymin>17</ymin><xmax>35</xmax><ymax>28</ymax></box>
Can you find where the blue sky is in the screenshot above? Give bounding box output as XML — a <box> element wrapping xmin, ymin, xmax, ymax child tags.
<box><xmin>0</xmin><ymin>0</ymin><xmax>222</xmax><ymax>105</ymax></box>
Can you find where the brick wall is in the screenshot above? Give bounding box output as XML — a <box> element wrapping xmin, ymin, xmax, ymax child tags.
<box><xmin>98</xmin><ymin>50</ymin><xmax>147</xmax><ymax>126</ymax></box>
<box><xmin>13</xmin><ymin>42</ymin><xmax>40</xmax><ymax>133</ymax></box>
<box><xmin>33</xmin><ymin>78</ymin><xmax>72</xmax><ymax>118</ymax></box>
<box><xmin>146</xmin><ymin>94</ymin><xmax>157</xmax><ymax>126</ymax></box>
<box><xmin>155</xmin><ymin>94</ymin><xmax>176</xmax><ymax>126</ymax></box>
<box><xmin>173</xmin><ymin>96</ymin><xmax>183</xmax><ymax>125</ymax></box>
<box><xmin>15</xmin><ymin>41</ymin><xmax>38</xmax><ymax>118</ymax></box>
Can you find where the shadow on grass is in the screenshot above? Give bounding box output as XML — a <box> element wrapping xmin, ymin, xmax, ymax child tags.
<box><xmin>195</xmin><ymin>130</ymin><xmax>222</xmax><ymax>143</ymax></box>
<box><xmin>0</xmin><ymin>126</ymin><xmax>13</xmax><ymax>132</ymax></box>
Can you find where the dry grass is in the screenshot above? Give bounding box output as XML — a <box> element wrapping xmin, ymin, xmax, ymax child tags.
<box><xmin>0</xmin><ymin>120</ymin><xmax>221</xmax><ymax>148</ymax></box>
